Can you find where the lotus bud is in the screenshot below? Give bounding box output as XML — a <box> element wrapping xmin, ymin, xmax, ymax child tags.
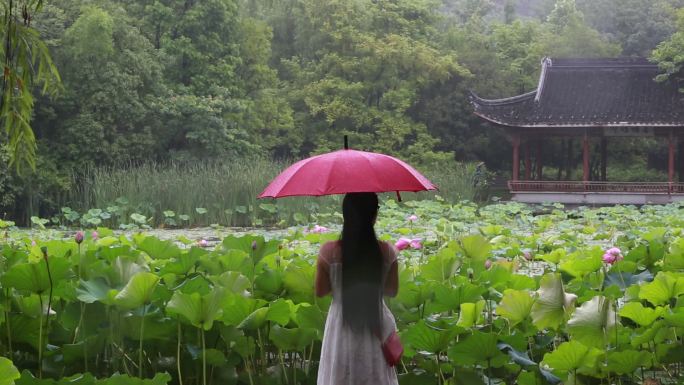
<box><xmin>198</xmin><ymin>239</ymin><xmax>209</xmax><ymax>247</ymax></box>
<box><xmin>467</xmin><ymin>268</ymin><xmax>474</xmax><ymax>280</ymax></box>
<box><xmin>91</xmin><ymin>231</ymin><xmax>99</xmax><ymax>240</ymax></box>
<box><xmin>251</xmin><ymin>240</ymin><xmax>258</xmax><ymax>250</ymax></box>
<box><xmin>41</xmin><ymin>246</ymin><xmax>48</xmax><ymax>258</ymax></box>
<box><xmin>75</xmin><ymin>231</ymin><xmax>84</xmax><ymax>244</ymax></box>
<box><xmin>523</xmin><ymin>251</ymin><xmax>533</xmax><ymax>261</ymax></box>
<box><xmin>484</xmin><ymin>259</ymin><xmax>492</xmax><ymax>270</ymax></box>
<box><xmin>31</xmin><ymin>240</ymin><xmax>37</xmax><ymax>247</ymax></box>
<box><xmin>395</xmin><ymin>238</ymin><xmax>411</xmax><ymax>250</ymax></box>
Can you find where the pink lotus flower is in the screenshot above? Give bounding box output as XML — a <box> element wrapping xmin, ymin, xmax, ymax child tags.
<box><xmin>251</xmin><ymin>240</ymin><xmax>258</xmax><ymax>250</ymax></box>
<box><xmin>484</xmin><ymin>259</ymin><xmax>492</xmax><ymax>270</ymax></box>
<box><xmin>75</xmin><ymin>231</ymin><xmax>84</xmax><ymax>244</ymax></box>
<box><xmin>198</xmin><ymin>239</ymin><xmax>209</xmax><ymax>247</ymax></box>
<box><xmin>407</xmin><ymin>214</ymin><xmax>418</xmax><ymax>223</ymax></box>
<box><xmin>409</xmin><ymin>238</ymin><xmax>422</xmax><ymax>249</ymax></box>
<box><xmin>31</xmin><ymin>240</ymin><xmax>37</xmax><ymax>247</ymax></box>
<box><xmin>91</xmin><ymin>231</ymin><xmax>99</xmax><ymax>240</ymax></box>
<box><xmin>602</xmin><ymin>247</ymin><xmax>623</xmax><ymax>265</ymax></box>
<box><xmin>309</xmin><ymin>225</ymin><xmax>329</xmax><ymax>234</ymax></box>
<box><xmin>395</xmin><ymin>238</ymin><xmax>411</xmax><ymax>250</ymax></box>
<box><xmin>523</xmin><ymin>251</ymin><xmax>533</xmax><ymax>261</ymax></box>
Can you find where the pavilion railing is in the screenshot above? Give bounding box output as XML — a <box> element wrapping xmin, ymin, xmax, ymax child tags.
<box><xmin>508</xmin><ymin>181</ymin><xmax>684</xmax><ymax>194</ymax></box>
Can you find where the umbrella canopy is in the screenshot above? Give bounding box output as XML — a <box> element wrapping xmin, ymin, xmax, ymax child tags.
<box><xmin>259</xmin><ymin>149</ymin><xmax>437</xmax><ymax>198</ymax></box>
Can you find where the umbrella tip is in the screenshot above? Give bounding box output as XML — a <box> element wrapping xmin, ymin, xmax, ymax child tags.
<box><xmin>344</xmin><ymin>135</ymin><xmax>348</xmax><ymax>150</ymax></box>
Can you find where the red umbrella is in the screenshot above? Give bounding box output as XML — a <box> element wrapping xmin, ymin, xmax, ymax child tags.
<box><xmin>259</xmin><ymin>145</ymin><xmax>437</xmax><ymax>199</ymax></box>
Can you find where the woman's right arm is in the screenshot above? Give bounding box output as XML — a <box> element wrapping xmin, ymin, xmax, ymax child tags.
<box><xmin>315</xmin><ymin>242</ymin><xmax>332</xmax><ymax>297</ymax></box>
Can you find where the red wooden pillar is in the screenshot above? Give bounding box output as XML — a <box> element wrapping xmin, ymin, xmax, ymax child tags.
<box><xmin>600</xmin><ymin>137</ymin><xmax>607</xmax><ymax>182</ymax></box>
<box><xmin>582</xmin><ymin>133</ymin><xmax>590</xmax><ymax>182</ymax></box>
<box><xmin>524</xmin><ymin>141</ymin><xmax>531</xmax><ymax>180</ymax></box>
<box><xmin>536</xmin><ymin>140</ymin><xmax>543</xmax><ymax>180</ymax></box>
<box><xmin>669</xmin><ymin>130</ymin><xmax>675</xmax><ymax>184</ymax></box>
<box><xmin>512</xmin><ymin>134</ymin><xmax>520</xmax><ymax>181</ymax></box>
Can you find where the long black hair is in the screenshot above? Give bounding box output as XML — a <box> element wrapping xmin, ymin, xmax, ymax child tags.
<box><xmin>341</xmin><ymin>192</ymin><xmax>383</xmax><ymax>333</ymax></box>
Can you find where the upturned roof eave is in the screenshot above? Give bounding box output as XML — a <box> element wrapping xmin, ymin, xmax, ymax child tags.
<box><xmin>473</xmin><ymin>111</ymin><xmax>684</xmax><ymax>129</ymax></box>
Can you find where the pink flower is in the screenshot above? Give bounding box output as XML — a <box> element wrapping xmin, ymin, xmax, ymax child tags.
<box><xmin>523</xmin><ymin>251</ymin><xmax>533</xmax><ymax>261</ymax></box>
<box><xmin>407</xmin><ymin>214</ymin><xmax>418</xmax><ymax>223</ymax></box>
<box><xmin>484</xmin><ymin>259</ymin><xmax>492</xmax><ymax>270</ymax></box>
<box><xmin>198</xmin><ymin>239</ymin><xmax>209</xmax><ymax>247</ymax></box>
<box><xmin>309</xmin><ymin>225</ymin><xmax>329</xmax><ymax>234</ymax></box>
<box><xmin>251</xmin><ymin>240</ymin><xmax>258</xmax><ymax>250</ymax></box>
<box><xmin>91</xmin><ymin>231</ymin><xmax>99</xmax><ymax>240</ymax></box>
<box><xmin>602</xmin><ymin>247</ymin><xmax>624</xmax><ymax>265</ymax></box>
<box><xmin>74</xmin><ymin>231</ymin><xmax>84</xmax><ymax>244</ymax></box>
<box><xmin>395</xmin><ymin>238</ymin><xmax>411</xmax><ymax>250</ymax></box>
<box><xmin>31</xmin><ymin>240</ymin><xmax>37</xmax><ymax>247</ymax></box>
<box><xmin>409</xmin><ymin>238</ymin><xmax>422</xmax><ymax>249</ymax></box>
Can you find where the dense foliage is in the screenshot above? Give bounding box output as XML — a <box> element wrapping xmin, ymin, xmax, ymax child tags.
<box><xmin>0</xmin><ymin>199</ymin><xmax>683</xmax><ymax>384</ymax></box>
<box><xmin>0</xmin><ymin>0</ymin><xmax>682</xmax><ymax>223</ymax></box>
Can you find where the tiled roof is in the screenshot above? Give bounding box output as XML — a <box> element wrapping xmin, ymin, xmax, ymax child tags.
<box><xmin>470</xmin><ymin>58</ymin><xmax>684</xmax><ymax>128</ymax></box>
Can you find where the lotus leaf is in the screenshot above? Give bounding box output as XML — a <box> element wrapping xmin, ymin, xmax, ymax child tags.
<box><xmin>530</xmin><ymin>273</ymin><xmax>577</xmax><ymax>330</ymax></box>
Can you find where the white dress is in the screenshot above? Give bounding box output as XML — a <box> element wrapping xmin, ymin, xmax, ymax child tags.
<box><xmin>316</xmin><ymin>241</ymin><xmax>399</xmax><ymax>385</ymax></box>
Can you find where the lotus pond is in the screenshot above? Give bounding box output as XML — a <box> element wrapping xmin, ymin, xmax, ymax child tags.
<box><xmin>0</xmin><ymin>199</ymin><xmax>683</xmax><ymax>385</ymax></box>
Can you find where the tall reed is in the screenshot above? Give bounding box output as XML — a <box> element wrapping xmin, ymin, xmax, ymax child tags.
<box><xmin>64</xmin><ymin>158</ymin><xmax>485</xmax><ymax>227</ymax></box>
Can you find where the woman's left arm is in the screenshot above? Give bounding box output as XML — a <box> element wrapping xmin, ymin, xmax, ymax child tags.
<box><xmin>384</xmin><ymin>245</ymin><xmax>399</xmax><ymax>297</ymax></box>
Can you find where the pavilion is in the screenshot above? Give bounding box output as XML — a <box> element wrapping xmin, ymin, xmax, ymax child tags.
<box><xmin>469</xmin><ymin>57</ymin><xmax>684</xmax><ymax>205</ymax></box>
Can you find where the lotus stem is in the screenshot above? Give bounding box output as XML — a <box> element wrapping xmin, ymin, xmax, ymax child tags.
<box><xmin>177</xmin><ymin>321</ymin><xmax>183</xmax><ymax>385</ymax></box>
<box><xmin>139</xmin><ymin>304</ymin><xmax>146</xmax><ymax>378</ymax></box>
<box><xmin>5</xmin><ymin>288</ymin><xmax>12</xmax><ymax>356</ymax></box>
<box><xmin>201</xmin><ymin>328</ymin><xmax>207</xmax><ymax>385</ymax></box>
<box><xmin>38</xmin><ymin>293</ymin><xmax>44</xmax><ymax>378</ymax></box>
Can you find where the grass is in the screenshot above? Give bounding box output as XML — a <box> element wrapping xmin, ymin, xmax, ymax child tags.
<box><xmin>61</xmin><ymin>157</ymin><xmax>486</xmax><ymax>228</ymax></box>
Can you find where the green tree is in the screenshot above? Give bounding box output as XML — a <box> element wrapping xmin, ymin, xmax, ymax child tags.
<box><xmin>652</xmin><ymin>7</ymin><xmax>684</xmax><ymax>87</ymax></box>
<box><xmin>0</xmin><ymin>0</ymin><xmax>61</xmax><ymax>172</ymax></box>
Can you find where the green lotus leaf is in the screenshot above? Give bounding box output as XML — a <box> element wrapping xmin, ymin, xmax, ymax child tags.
<box><xmin>539</xmin><ymin>249</ymin><xmax>565</xmax><ymax>265</ymax></box>
<box><xmin>2</xmin><ymin>257</ymin><xmax>71</xmax><ymax>294</ymax></box>
<box><xmin>167</xmin><ymin>288</ymin><xmax>225</xmax><ymax>330</ymax></box>
<box><xmin>402</xmin><ymin>320</ymin><xmax>461</xmax><ymax>354</ymax></box>
<box><xmin>114</xmin><ymin>272</ymin><xmax>160</xmax><ymax>309</ymax></box>
<box><xmin>559</xmin><ymin>250</ymin><xmax>602</xmax><ymax>278</ymax></box>
<box><xmin>222</xmin><ymin>235</ymin><xmax>279</xmax><ymax>264</ymax></box>
<box><xmin>496</xmin><ymin>289</ymin><xmax>535</xmax><ymax>327</ymax></box>
<box><xmin>282</xmin><ymin>261</ymin><xmax>314</xmax><ymax>303</ymax></box>
<box><xmin>447</xmin><ymin>330</ymin><xmax>507</xmax><ymax>367</ymax></box>
<box><xmin>102</xmin><ymin>372</ymin><xmax>172</xmax><ymax>385</ymax></box>
<box><xmin>605</xmin><ymin>350</ymin><xmax>651</xmax><ymax>375</ymax></box>
<box><xmin>567</xmin><ymin>296</ymin><xmax>617</xmax><ymax>348</ymax></box>
<box><xmin>136</xmin><ymin>236</ymin><xmax>180</xmax><ymax>260</ymax></box>
<box><xmin>458</xmin><ymin>234</ymin><xmax>492</xmax><ymax>261</ymax></box>
<box><xmin>269</xmin><ymin>325</ymin><xmax>317</xmax><ymax>351</ymax></box>
<box><xmin>266</xmin><ymin>298</ymin><xmax>293</xmax><ymax>326</ymax></box>
<box><xmin>663</xmin><ymin>307</ymin><xmax>684</xmax><ymax>328</ymax></box>
<box><xmin>456</xmin><ymin>300</ymin><xmax>485</xmax><ymax>328</ymax></box>
<box><xmin>160</xmin><ymin>247</ymin><xmax>205</xmax><ymax>275</ymax></box>
<box><xmin>220</xmin><ymin>294</ymin><xmax>266</xmax><ymax>327</ymax></box>
<box><xmin>77</xmin><ymin>278</ymin><xmax>117</xmax><ymax>305</ymax></box>
<box><xmin>295</xmin><ymin>303</ymin><xmax>325</xmax><ymax>336</ymax></box>
<box><xmin>254</xmin><ymin>266</ymin><xmax>283</xmax><ymax>295</ymax></box>
<box><xmin>530</xmin><ymin>273</ymin><xmax>577</xmax><ymax>330</ymax></box>
<box><xmin>638</xmin><ymin>271</ymin><xmax>684</xmax><ymax>306</ymax></box>
<box><xmin>238</xmin><ymin>307</ymin><xmax>269</xmax><ymax>330</ymax></box>
<box><xmin>215</xmin><ymin>271</ymin><xmax>251</xmax><ymax>294</ymax></box>
<box><xmin>618</xmin><ymin>302</ymin><xmax>665</xmax><ymax>326</ymax></box>
<box><xmin>421</xmin><ymin>247</ymin><xmax>460</xmax><ymax>282</ymax></box>
<box><xmin>541</xmin><ymin>340</ymin><xmax>603</xmax><ymax>376</ymax></box>
<box><xmin>0</xmin><ymin>357</ymin><xmax>19</xmax><ymax>385</ymax></box>
<box><xmin>430</xmin><ymin>281</ymin><xmax>485</xmax><ymax>313</ymax></box>
<box><xmin>208</xmin><ymin>249</ymin><xmax>253</xmax><ymax>278</ymax></box>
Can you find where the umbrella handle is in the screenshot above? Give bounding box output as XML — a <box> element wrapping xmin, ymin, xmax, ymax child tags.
<box><xmin>344</xmin><ymin>135</ymin><xmax>348</xmax><ymax>150</ymax></box>
<box><xmin>396</xmin><ymin>191</ymin><xmax>402</xmax><ymax>202</ymax></box>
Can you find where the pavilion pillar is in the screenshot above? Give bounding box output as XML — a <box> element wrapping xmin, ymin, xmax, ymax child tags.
<box><xmin>678</xmin><ymin>138</ymin><xmax>684</xmax><ymax>183</ymax></box>
<box><xmin>512</xmin><ymin>134</ymin><xmax>520</xmax><ymax>181</ymax></box>
<box><xmin>524</xmin><ymin>141</ymin><xmax>531</xmax><ymax>180</ymax></box>
<box><xmin>583</xmin><ymin>133</ymin><xmax>590</xmax><ymax>182</ymax></box>
<box><xmin>536</xmin><ymin>140</ymin><xmax>543</xmax><ymax>180</ymax></box>
<box><xmin>669</xmin><ymin>130</ymin><xmax>675</xmax><ymax>184</ymax></box>
<box><xmin>600</xmin><ymin>137</ymin><xmax>607</xmax><ymax>182</ymax></box>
